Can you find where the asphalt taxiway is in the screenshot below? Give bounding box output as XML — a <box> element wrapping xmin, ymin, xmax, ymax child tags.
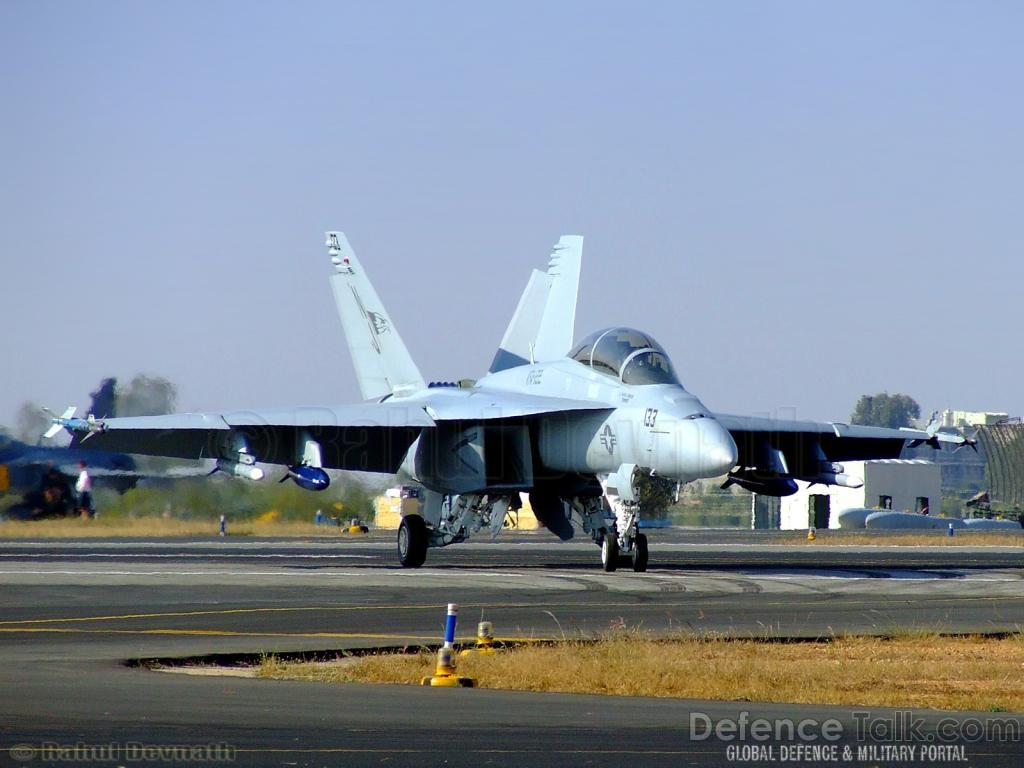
<box><xmin>0</xmin><ymin>531</ymin><xmax>1020</xmax><ymax>766</ymax></box>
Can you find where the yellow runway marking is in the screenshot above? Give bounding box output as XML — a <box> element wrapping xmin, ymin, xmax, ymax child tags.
<box><xmin>0</xmin><ymin>627</ymin><xmax>549</xmax><ymax>642</ymax></box>
<box><xmin>0</xmin><ymin>627</ymin><xmax>439</xmax><ymax>639</ymax></box>
<box><xmin>0</xmin><ymin>602</ymin><xmax>545</xmax><ymax>626</ymax></box>
<box><xmin>0</xmin><ymin>594</ymin><xmax>1016</xmax><ymax>628</ymax></box>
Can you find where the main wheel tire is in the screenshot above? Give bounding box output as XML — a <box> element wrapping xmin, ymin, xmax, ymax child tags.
<box><xmin>398</xmin><ymin>515</ymin><xmax>428</xmax><ymax>568</ymax></box>
<box><xmin>601</xmin><ymin>533</ymin><xmax>618</xmax><ymax>572</ymax></box>
<box><xmin>632</xmin><ymin>532</ymin><xmax>649</xmax><ymax>572</ymax></box>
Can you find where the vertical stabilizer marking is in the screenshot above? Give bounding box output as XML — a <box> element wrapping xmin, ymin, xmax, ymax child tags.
<box><xmin>326</xmin><ymin>231</ymin><xmax>425</xmax><ymax>400</ymax></box>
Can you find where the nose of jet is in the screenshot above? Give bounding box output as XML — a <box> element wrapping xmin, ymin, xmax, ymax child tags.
<box><xmin>697</xmin><ymin>418</ymin><xmax>738</xmax><ymax>478</ymax></box>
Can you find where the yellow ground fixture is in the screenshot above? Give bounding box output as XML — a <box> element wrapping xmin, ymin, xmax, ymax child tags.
<box><xmin>420</xmin><ymin>646</ymin><xmax>474</xmax><ymax>687</ymax></box>
<box><xmin>807</xmin><ymin>527</ymin><xmax>816</xmax><ymax>541</ymax></box>
<box><xmin>460</xmin><ymin>621</ymin><xmax>497</xmax><ymax>657</ymax></box>
<box><xmin>420</xmin><ymin>603</ymin><xmax>475</xmax><ymax>687</ymax></box>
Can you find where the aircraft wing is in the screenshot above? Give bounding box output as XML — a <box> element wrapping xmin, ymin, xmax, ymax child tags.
<box><xmin>64</xmin><ymin>392</ymin><xmax>610</xmax><ymax>472</ymax></box>
<box><xmin>714</xmin><ymin>412</ymin><xmax>970</xmax><ymax>490</ymax></box>
<box><xmin>73</xmin><ymin>403</ymin><xmax>435</xmax><ymax>473</ymax></box>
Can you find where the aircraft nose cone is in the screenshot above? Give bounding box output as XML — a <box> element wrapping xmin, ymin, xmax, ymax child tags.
<box><xmin>698</xmin><ymin>419</ymin><xmax>738</xmax><ymax>477</ymax></box>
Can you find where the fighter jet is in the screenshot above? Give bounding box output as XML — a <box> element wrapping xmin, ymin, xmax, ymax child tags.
<box><xmin>52</xmin><ymin>232</ymin><xmax>970</xmax><ymax>569</ymax></box>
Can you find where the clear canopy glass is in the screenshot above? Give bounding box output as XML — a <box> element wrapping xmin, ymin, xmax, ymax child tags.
<box><xmin>568</xmin><ymin>327</ymin><xmax>680</xmax><ymax>385</ymax></box>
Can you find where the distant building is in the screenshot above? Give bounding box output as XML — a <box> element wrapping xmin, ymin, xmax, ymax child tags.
<box><xmin>975</xmin><ymin>424</ymin><xmax>1024</xmax><ymax>508</ymax></box>
<box><xmin>374</xmin><ymin>486</ymin><xmax>539</xmax><ymax>530</ymax></box>
<box><xmin>374</xmin><ymin>486</ymin><xmax>425</xmax><ymax>529</ymax></box>
<box><xmin>905</xmin><ymin>411</ymin><xmax>1024</xmax><ymax>508</ymax></box>
<box><xmin>940</xmin><ymin>409</ymin><xmax>1010</xmax><ymax>428</ymax></box>
<box><xmin>907</xmin><ymin>438</ymin><xmax>987</xmax><ymax>494</ymax></box>
<box><xmin>778</xmin><ymin>460</ymin><xmax>941</xmax><ymax>530</ymax></box>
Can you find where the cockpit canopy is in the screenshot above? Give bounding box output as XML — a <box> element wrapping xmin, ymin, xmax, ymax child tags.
<box><xmin>568</xmin><ymin>327</ymin><xmax>680</xmax><ymax>386</ymax></box>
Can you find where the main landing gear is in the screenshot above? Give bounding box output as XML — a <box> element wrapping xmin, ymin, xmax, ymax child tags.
<box><xmin>396</xmin><ymin>493</ymin><xmax>514</xmax><ymax>568</ymax></box>
<box><xmin>398</xmin><ymin>515</ymin><xmax>428</xmax><ymax>568</ymax></box>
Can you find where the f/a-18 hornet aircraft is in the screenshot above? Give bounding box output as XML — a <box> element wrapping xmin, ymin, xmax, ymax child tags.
<box><xmin>49</xmin><ymin>232</ymin><xmax>970</xmax><ymax>570</ymax></box>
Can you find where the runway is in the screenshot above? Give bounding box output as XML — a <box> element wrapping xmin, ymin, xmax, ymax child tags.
<box><xmin>0</xmin><ymin>531</ymin><xmax>1021</xmax><ymax>766</ymax></box>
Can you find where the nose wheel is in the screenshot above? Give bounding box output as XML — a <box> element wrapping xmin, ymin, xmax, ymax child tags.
<box><xmin>631</xmin><ymin>532</ymin><xmax>648</xmax><ymax>572</ymax></box>
<box><xmin>601</xmin><ymin>533</ymin><xmax>618</xmax><ymax>572</ymax></box>
<box><xmin>599</xmin><ymin>531</ymin><xmax>648</xmax><ymax>572</ymax></box>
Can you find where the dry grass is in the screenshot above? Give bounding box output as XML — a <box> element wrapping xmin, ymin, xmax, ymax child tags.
<box><xmin>259</xmin><ymin>633</ymin><xmax>1024</xmax><ymax>712</ymax></box>
<box><xmin>2</xmin><ymin>517</ymin><xmax>1019</xmax><ymax>545</ymax></box>
<box><xmin>0</xmin><ymin>517</ymin><xmax>363</xmax><ymax>538</ymax></box>
<box><xmin>780</xmin><ymin>531</ymin><xmax>1023</xmax><ymax>546</ymax></box>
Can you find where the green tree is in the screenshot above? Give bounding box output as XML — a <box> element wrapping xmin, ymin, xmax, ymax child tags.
<box><xmin>635</xmin><ymin>472</ymin><xmax>677</xmax><ymax>519</ymax></box>
<box><xmin>850</xmin><ymin>393</ymin><xmax>920</xmax><ymax>429</ymax></box>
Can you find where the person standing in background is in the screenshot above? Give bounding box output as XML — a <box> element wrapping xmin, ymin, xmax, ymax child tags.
<box><xmin>75</xmin><ymin>461</ymin><xmax>93</xmax><ymax>518</ymax></box>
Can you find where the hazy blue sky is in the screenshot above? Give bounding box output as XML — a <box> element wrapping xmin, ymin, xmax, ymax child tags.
<box><xmin>2</xmin><ymin>1</ymin><xmax>1021</xmax><ymax>432</ymax></box>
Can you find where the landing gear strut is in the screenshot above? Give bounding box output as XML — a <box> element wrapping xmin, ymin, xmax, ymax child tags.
<box><xmin>596</xmin><ymin>464</ymin><xmax>651</xmax><ymax>573</ymax></box>
<box><xmin>396</xmin><ymin>492</ymin><xmax>517</xmax><ymax>567</ymax></box>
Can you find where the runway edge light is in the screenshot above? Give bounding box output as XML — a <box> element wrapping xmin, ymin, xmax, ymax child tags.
<box><xmin>421</xmin><ymin>604</ymin><xmax>475</xmax><ymax>687</ymax></box>
<box><xmin>460</xmin><ymin>620</ymin><xmax>497</xmax><ymax>657</ymax></box>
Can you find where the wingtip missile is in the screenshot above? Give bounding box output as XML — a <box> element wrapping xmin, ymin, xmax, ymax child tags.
<box><xmin>41</xmin><ymin>406</ymin><xmax>107</xmax><ymax>441</ymax></box>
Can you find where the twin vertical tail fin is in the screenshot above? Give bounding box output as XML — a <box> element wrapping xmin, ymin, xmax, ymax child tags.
<box><xmin>489</xmin><ymin>235</ymin><xmax>583</xmax><ymax>373</ymax></box>
<box><xmin>325</xmin><ymin>232</ymin><xmax>426</xmax><ymax>400</ymax></box>
<box><xmin>325</xmin><ymin>230</ymin><xmax>581</xmax><ymax>392</ymax></box>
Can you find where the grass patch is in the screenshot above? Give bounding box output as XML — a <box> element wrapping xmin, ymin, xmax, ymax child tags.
<box><xmin>258</xmin><ymin>632</ymin><xmax>1024</xmax><ymax>712</ymax></box>
<box><xmin>3</xmin><ymin>517</ymin><xmax>1020</xmax><ymax>544</ymax></box>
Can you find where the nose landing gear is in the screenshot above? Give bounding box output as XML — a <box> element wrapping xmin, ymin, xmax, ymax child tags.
<box><xmin>596</xmin><ymin>464</ymin><xmax>652</xmax><ymax>573</ymax></box>
<box><xmin>598</xmin><ymin>529</ymin><xmax>648</xmax><ymax>572</ymax></box>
